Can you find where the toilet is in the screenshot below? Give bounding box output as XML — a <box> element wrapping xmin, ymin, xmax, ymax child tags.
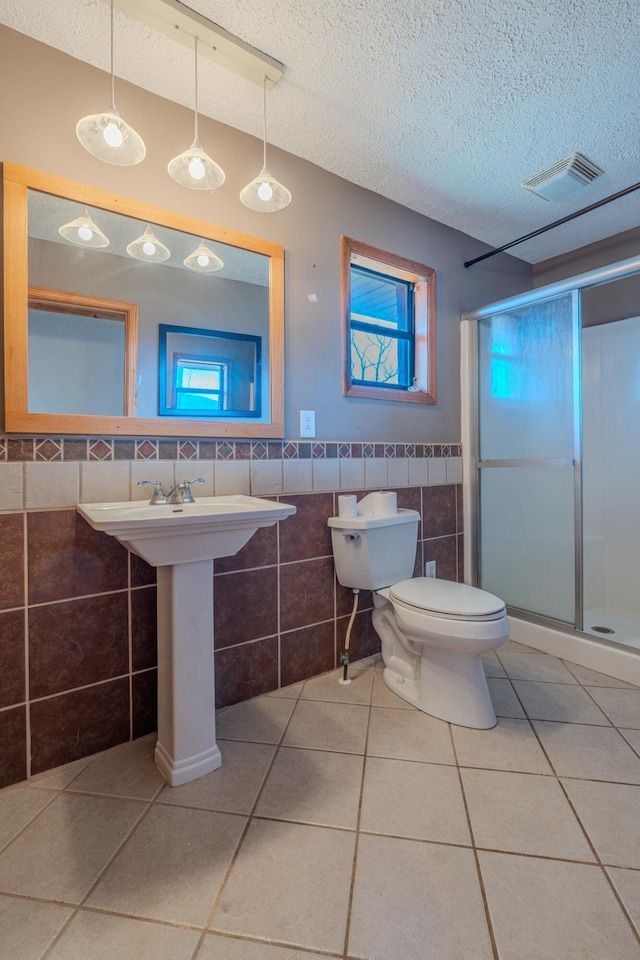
<box><xmin>328</xmin><ymin>498</ymin><xmax>509</xmax><ymax>729</ymax></box>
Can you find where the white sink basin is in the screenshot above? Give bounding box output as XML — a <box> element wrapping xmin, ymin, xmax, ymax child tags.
<box><xmin>77</xmin><ymin>493</ymin><xmax>296</xmax><ymax>786</ymax></box>
<box><xmin>78</xmin><ymin>494</ymin><xmax>296</xmax><ymax>566</ymax></box>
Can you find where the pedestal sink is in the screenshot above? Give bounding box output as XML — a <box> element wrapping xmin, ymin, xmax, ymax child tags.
<box><xmin>78</xmin><ymin>495</ymin><xmax>296</xmax><ymax>786</ymax></box>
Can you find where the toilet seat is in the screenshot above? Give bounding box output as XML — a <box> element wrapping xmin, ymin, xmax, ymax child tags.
<box><xmin>387</xmin><ymin>578</ymin><xmax>506</xmax><ymax>622</ymax></box>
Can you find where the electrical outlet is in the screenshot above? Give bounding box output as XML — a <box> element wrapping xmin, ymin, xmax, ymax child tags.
<box><xmin>300</xmin><ymin>410</ymin><xmax>316</xmax><ymax>438</ymax></box>
<box><xmin>425</xmin><ymin>561</ymin><xmax>436</xmax><ymax>578</ymax></box>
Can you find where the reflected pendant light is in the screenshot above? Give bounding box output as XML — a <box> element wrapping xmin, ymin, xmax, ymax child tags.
<box><xmin>167</xmin><ymin>36</ymin><xmax>225</xmax><ymax>191</ymax></box>
<box><xmin>184</xmin><ymin>240</ymin><xmax>224</xmax><ymax>273</ymax></box>
<box><xmin>240</xmin><ymin>76</ymin><xmax>291</xmax><ymax>212</ymax></box>
<box><xmin>58</xmin><ymin>208</ymin><xmax>110</xmax><ymax>248</ymax></box>
<box><xmin>126</xmin><ymin>226</ymin><xmax>170</xmax><ymax>263</ymax></box>
<box><xmin>76</xmin><ymin>0</ymin><xmax>145</xmax><ymax>165</ymax></box>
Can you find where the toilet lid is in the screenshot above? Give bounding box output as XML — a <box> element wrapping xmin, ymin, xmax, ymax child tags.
<box><xmin>389</xmin><ymin>578</ymin><xmax>506</xmax><ymax>619</ymax></box>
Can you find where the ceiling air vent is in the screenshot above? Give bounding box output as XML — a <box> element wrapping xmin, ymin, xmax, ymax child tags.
<box><xmin>522</xmin><ymin>152</ymin><xmax>604</xmax><ymax>201</ymax></box>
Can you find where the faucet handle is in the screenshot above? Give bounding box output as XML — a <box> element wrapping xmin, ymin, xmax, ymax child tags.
<box><xmin>137</xmin><ymin>480</ymin><xmax>167</xmax><ymax>504</ymax></box>
<box><xmin>181</xmin><ymin>478</ymin><xmax>204</xmax><ymax>504</ymax></box>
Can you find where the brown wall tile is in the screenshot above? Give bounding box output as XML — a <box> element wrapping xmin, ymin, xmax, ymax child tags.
<box><xmin>0</xmin><ymin>609</ymin><xmax>26</xmax><ymax>708</ymax></box>
<box><xmin>29</xmin><ymin>593</ymin><xmax>129</xmax><ymax>699</ymax></box>
<box><xmin>214</xmin><ymin>566</ymin><xmax>278</xmax><ymax>649</ymax></box>
<box><xmin>132</xmin><ymin>669</ymin><xmax>157</xmax><ymax>739</ymax></box>
<box><xmin>0</xmin><ymin>706</ymin><xmax>27</xmax><ymax>788</ymax></box>
<box><xmin>215</xmin><ymin>523</ymin><xmax>277</xmax><ymax>573</ymax></box>
<box><xmin>130</xmin><ymin>551</ymin><xmax>156</xmax><ymax>588</ymax></box>
<box><xmin>422</xmin><ymin>485</ymin><xmax>457</xmax><ymax>538</ymax></box>
<box><xmin>280</xmin><ymin>621</ymin><xmax>335</xmax><ymax>687</ymax></box>
<box><xmin>215</xmin><ymin>636</ymin><xmax>279</xmax><ymax>708</ymax></box>
<box><xmin>132</xmin><ymin>587</ymin><xmax>157</xmax><ymax>671</ymax></box>
<box><xmin>28</xmin><ymin>511</ymin><xmax>128</xmax><ymax>604</ymax></box>
<box><xmin>30</xmin><ymin>678</ymin><xmax>130</xmax><ymax>774</ymax></box>
<box><xmin>279</xmin><ymin>493</ymin><xmax>333</xmax><ymax>563</ymax></box>
<box><xmin>0</xmin><ymin>514</ymin><xmax>24</xmax><ymax>609</ymax></box>
<box><xmin>457</xmin><ymin>534</ymin><xmax>465</xmax><ymax>582</ymax></box>
<box><xmin>337</xmin><ymin>609</ymin><xmax>380</xmax><ymax>663</ymax></box>
<box><xmin>280</xmin><ymin>557</ymin><xmax>335</xmax><ymax>632</ymax></box>
<box><xmin>422</xmin><ymin>535</ymin><xmax>457</xmax><ymax>582</ymax></box>
<box><xmin>396</xmin><ymin>487</ymin><xmax>422</xmax><ymax>539</ymax></box>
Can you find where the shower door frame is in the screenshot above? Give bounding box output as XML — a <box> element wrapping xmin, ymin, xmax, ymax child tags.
<box><xmin>462</xmin><ymin>254</ymin><xmax>640</xmax><ymax>637</ymax></box>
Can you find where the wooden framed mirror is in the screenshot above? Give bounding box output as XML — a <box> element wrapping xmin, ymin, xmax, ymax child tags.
<box><xmin>3</xmin><ymin>163</ymin><xmax>285</xmax><ymax>438</ymax></box>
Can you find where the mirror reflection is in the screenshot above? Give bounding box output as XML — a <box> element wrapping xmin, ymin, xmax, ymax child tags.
<box><xmin>3</xmin><ymin>163</ymin><xmax>285</xmax><ymax>438</ymax></box>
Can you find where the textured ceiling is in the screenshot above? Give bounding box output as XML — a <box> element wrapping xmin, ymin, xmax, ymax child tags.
<box><xmin>1</xmin><ymin>0</ymin><xmax>639</xmax><ymax>264</ymax></box>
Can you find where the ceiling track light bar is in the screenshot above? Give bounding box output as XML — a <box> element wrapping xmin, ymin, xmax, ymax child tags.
<box><xmin>464</xmin><ymin>180</ymin><xmax>640</xmax><ymax>268</ymax></box>
<box><xmin>102</xmin><ymin>0</ymin><xmax>284</xmax><ymax>88</ymax></box>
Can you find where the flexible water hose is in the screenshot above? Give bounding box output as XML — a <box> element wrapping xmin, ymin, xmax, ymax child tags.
<box><xmin>339</xmin><ymin>589</ymin><xmax>360</xmax><ymax>685</ymax></box>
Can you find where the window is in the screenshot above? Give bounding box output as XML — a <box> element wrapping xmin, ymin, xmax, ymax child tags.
<box><xmin>173</xmin><ymin>356</ymin><xmax>227</xmax><ymax>411</ymax></box>
<box><xmin>341</xmin><ymin>237</ymin><xmax>436</xmax><ymax>403</ymax></box>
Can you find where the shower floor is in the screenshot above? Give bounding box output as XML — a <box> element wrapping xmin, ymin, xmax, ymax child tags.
<box><xmin>583</xmin><ymin>608</ymin><xmax>640</xmax><ymax>651</ymax></box>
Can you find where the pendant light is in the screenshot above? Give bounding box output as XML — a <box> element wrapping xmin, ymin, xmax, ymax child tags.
<box><xmin>76</xmin><ymin>0</ymin><xmax>145</xmax><ymax>165</ymax></box>
<box><xmin>167</xmin><ymin>37</ymin><xmax>225</xmax><ymax>191</ymax></box>
<box><xmin>58</xmin><ymin>209</ymin><xmax>110</xmax><ymax>248</ymax></box>
<box><xmin>240</xmin><ymin>76</ymin><xmax>291</xmax><ymax>212</ymax></box>
<box><xmin>184</xmin><ymin>241</ymin><xmax>224</xmax><ymax>273</ymax></box>
<box><xmin>126</xmin><ymin>226</ymin><xmax>170</xmax><ymax>263</ymax></box>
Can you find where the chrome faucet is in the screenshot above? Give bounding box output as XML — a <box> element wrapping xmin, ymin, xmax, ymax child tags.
<box><xmin>138</xmin><ymin>478</ymin><xmax>204</xmax><ymax>505</ymax></box>
<box><xmin>166</xmin><ymin>478</ymin><xmax>205</xmax><ymax>504</ymax></box>
<box><xmin>137</xmin><ymin>480</ymin><xmax>167</xmax><ymax>504</ymax></box>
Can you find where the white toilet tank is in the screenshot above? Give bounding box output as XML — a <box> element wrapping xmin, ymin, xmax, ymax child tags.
<box><xmin>328</xmin><ymin>509</ymin><xmax>420</xmax><ymax>590</ymax></box>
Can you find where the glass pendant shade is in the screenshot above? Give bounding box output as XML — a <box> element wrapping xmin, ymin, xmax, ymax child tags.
<box><xmin>168</xmin><ymin>139</ymin><xmax>225</xmax><ymax>191</ymax></box>
<box><xmin>76</xmin><ymin>107</ymin><xmax>146</xmax><ymax>166</ymax></box>
<box><xmin>184</xmin><ymin>241</ymin><xmax>224</xmax><ymax>273</ymax></box>
<box><xmin>240</xmin><ymin>166</ymin><xmax>291</xmax><ymax>212</ymax></box>
<box><xmin>58</xmin><ymin>210</ymin><xmax>110</xmax><ymax>248</ymax></box>
<box><xmin>126</xmin><ymin>226</ymin><xmax>170</xmax><ymax>263</ymax></box>
<box><xmin>75</xmin><ymin>0</ymin><xmax>145</xmax><ymax>166</ymax></box>
<box><xmin>168</xmin><ymin>37</ymin><xmax>225</xmax><ymax>191</ymax></box>
<box><xmin>240</xmin><ymin>76</ymin><xmax>291</xmax><ymax>213</ymax></box>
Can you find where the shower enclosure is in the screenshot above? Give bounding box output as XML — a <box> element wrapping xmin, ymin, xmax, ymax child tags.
<box><xmin>461</xmin><ymin>255</ymin><xmax>640</xmax><ymax>683</ymax></box>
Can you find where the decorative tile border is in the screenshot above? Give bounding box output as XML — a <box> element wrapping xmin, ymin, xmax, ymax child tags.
<box><xmin>0</xmin><ymin>437</ymin><xmax>462</xmax><ymax>462</ymax></box>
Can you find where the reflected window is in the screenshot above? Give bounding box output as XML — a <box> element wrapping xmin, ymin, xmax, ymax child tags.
<box><xmin>173</xmin><ymin>357</ymin><xmax>227</xmax><ymax>411</ymax></box>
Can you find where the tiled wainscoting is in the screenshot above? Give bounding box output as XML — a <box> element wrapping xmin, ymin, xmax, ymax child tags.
<box><xmin>0</xmin><ymin>439</ymin><xmax>463</xmax><ymax>789</ymax></box>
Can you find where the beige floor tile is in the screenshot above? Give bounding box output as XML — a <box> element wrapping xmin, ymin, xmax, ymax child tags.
<box><xmin>0</xmin><ymin>786</ymin><xmax>54</xmax><ymax>849</ymax></box>
<box><xmin>157</xmin><ymin>740</ymin><xmax>276</xmax><ymax>814</ymax></box>
<box><xmin>0</xmin><ymin>793</ymin><xmax>145</xmax><ymax>903</ymax></box>
<box><xmin>198</xmin><ymin>935</ymin><xmax>329</xmax><ymax>960</ymax></box>
<box><xmin>499</xmin><ymin>638</ymin><xmax>545</xmax><ymax>654</ymax></box>
<box><xmin>47</xmin><ymin>909</ymin><xmax>201</xmax><ymax>960</ymax></box>
<box><xmin>585</xmin><ymin>687</ymin><xmax>640</xmax><ymax>728</ymax></box>
<box><xmin>498</xmin><ymin>651</ymin><xmax>578</xmax><ymax>683</ymax></box>
<box><xmin>479</xmin><ymin>851</ymin><xmax>640</xmax><ymax>960</ymax></box>
<box><xmin>486</xmin><ymin>677</ymin><xmax>526</xmax><ymax>718</ymax></box>
<box><xmin>349</xmin><ymin>834</ymin><xmax>493</xmax><ymax>960</ymax></box>
<box><xmin>533</xmin><ymin>721</ymin><xmax>640</xmax><ymax>783</ymax></box>
<box><xmin>562</xmin><ymin>779</ymin><xmax>640</xmax><ymax>868</ymax></box>
<box><xmin>264</xmin><ymin>682</ymin><xmax>304</xmax><ymax>699</ymax></box>
<box><xmin>562</xmin><ymin>662</ymin><xmax>638</xmax><ymax>688</ymax></box>
<box><xmin>482</xmin><ymin>650</ymin><xmax>506</xmax><ymax>678</ymax></box>
<box><xmin>513</xmin><ymin>680</ymin><xmax>611</xmax><ymax>724</ymax></box>
<box><xmin>453</xmin><ymin>717</ymin><xmax>552</xmax><ymax>774</ymax></box>
<box><xmin>216</xmin><ymin>697</ymin><xmax>296</xmax><ymax>743</ymax></box>
<box><xmin>606</xmin><ymin>867</ymin><xmax>640</xmax><ymax>934</ymax></box>
<box><xmin>371</xmin><ymin>672</ymin><xmax>415</xmax><ymax>708</ymax></box>
<box><xmin>360</xmin><ymin>757</ymin><xmax>470</xmax><ymax>845</ymax></box>
<box><xmin>0</xmin><ymin>895</ymin><xmax>73</xmax><ymax>960</ymax></box>
<box><xmin>87</xmin><ymin>805</ymin><xmax>247</xmax><ymax>926</ymax></box>
<box><xmin>367</xmin><ymin>706</ymin><xmax>455</xmax><ymax>764</ymax></box>
<box><xmin>210</xmin><ymin>819</ymin><xmax>355</xmax><ymax>953</ymax></box>
<box><xmin>621</xmin><ymin>729</ymin><xmax>640</xmax><ymax>755</ymax></box>
<box><xmin>29</xmin><ymin>757</ymin><xmax>91</xmax><ymax>790</ymax></box>
<box><xmin>461</xmin><ymin>768</ymin><xmax>594</xmax><ymax>861</ymax></box>
<box><xmin>300</xmin><ymin>663</ymin><xmax>374</xmax><ymax>704</ymax></box>
<box><xmin>66</xmin><ymin>737</ymin><xmax>165</xmax><ymax>800</ymax></box>
<box><xmin>254</xmin><ymin>747</ymin><xmax>363</xmax><ymax>828</ymax></box>
<box><xmin>282</xmin><ymin>700</ymin><xmax>369</xmax><ymax>754</ymax></box>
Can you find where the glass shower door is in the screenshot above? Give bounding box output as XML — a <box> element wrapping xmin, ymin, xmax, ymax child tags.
<box><xmin>476</xmin><ymin>292</ymin><xmax>581</xmax><ymax>624</ymax></box>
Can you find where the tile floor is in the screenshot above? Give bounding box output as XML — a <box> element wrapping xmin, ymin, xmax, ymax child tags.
<box><xmin>2</xmin><ymin>642</ymin><xmax>640</xmax><ymax>959</ymax></box>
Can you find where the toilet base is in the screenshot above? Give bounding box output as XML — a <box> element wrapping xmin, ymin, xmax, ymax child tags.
<box><xmin>383</xmin><ymin>645</ymin><xmax>497</xmax><ymax>729</ymax></box>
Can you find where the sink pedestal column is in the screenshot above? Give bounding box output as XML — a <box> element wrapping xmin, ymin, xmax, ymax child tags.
<box><xmin>154</xmin><ymin>558</ymin><xmax>222</xmax><ymax>787</ymax></box>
